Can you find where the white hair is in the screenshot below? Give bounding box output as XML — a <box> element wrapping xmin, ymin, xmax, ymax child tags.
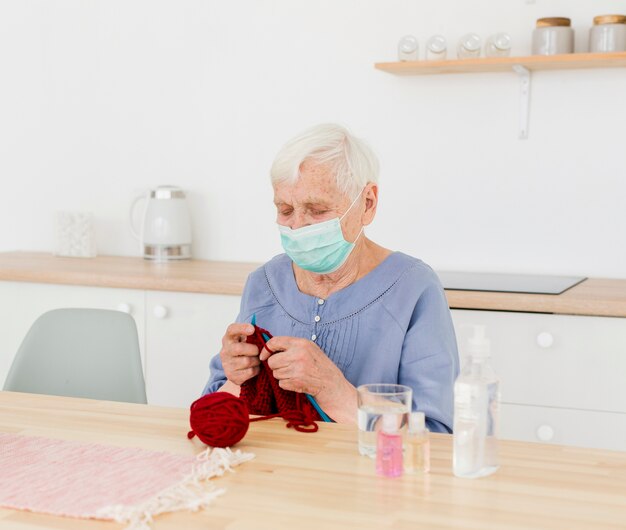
<box><xmin>270</xmin><ymin>123</ymin><xmax>379</xmax><ymax>199</ymax></box>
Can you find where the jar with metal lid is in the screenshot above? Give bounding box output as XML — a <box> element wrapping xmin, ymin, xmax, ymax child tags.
<box><xmin>425</xmin><ymin>34</ymin><xmax>447</xmax><ymax>61</ymax></box>
<box><xmin>485</xmin><ymin>33</ymin><xmax>512</xmax><ymax>57</ymax></box>
<box><xmin>590</xmin><ymin>15</ymin><xmax>626</xmax><ymax>52</ymax></box>
<box><xmin>397</xmin><ymin>35</ymin><xmax>419</xmax><ymax>61</ymax></box>
<box><xmin>531</xmin><ymin>17</ymin><xmax>574</xmax><ymax>55</ymax></box>
<box><xmin>457</xmin><ymin>33</ymin><xmax>481</xmax><ymax>59</ymax></box>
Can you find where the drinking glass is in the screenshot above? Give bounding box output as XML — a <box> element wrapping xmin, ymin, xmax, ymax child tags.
<box><xmin>357</xmin><ymin>384</ymin><xmax>412</xmax><ymax>458</ymax></box>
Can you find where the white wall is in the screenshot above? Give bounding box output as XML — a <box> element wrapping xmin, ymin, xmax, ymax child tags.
<box><xmin>1</xmin><ymin>0</ymin><xmax>624</xmax><ymax>278</ymax></box>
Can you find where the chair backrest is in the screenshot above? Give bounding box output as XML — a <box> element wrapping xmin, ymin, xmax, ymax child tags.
<box><xmin>3</xmin><ymin>308</ymin><xmax>147</xmax><ymax>404</ymax></box>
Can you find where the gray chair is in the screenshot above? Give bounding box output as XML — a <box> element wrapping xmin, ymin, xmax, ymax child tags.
<box><xmin>3</xmin><ymin>308</ymin><xmax>147</xmax><ymax>404</ymax></box>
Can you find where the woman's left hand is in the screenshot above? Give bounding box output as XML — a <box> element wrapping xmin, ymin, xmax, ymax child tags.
<box><xmin>262</xmin><ymin>336</ymin><xmax>357</xmax><ymax>422</ymax></box>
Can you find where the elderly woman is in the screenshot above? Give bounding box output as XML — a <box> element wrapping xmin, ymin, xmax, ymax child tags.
<box><xmin>203</xmin><ymin>123</ymin><xmax>459</xmax><ymax>432</ymax></box>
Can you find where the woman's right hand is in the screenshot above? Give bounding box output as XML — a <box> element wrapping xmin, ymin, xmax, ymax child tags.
<box><xmin>220</xmin><ymin>323</ymin><xmax>261</xmax><ymax>386</ymax></box>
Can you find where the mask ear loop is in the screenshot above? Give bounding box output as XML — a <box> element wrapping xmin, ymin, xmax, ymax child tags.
<box><xmin>339</xmin><ymin>186</ymin><xmax>367</xmax><ymax>222</ymax></box>
<box><xmin>339</xmin><ymin>186</ymin><xmax>367</xmax><ymax>243</ymax></box>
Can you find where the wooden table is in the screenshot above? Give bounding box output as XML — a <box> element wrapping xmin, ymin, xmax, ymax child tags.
<box><xmin>1</xmin><ymin>392</ymin><xmax>625</xmax><ymax>530</ymax></box>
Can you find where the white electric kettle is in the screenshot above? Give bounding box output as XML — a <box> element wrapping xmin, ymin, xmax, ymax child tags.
<box><xmin>129</xmin><ymin>185</ymin><xmax>192</xmax><ymax>261</ymax></box>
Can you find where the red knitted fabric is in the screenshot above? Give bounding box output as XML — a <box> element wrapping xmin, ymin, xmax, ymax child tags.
<box><xmin>240</xmin><ymin>325</ymin><xmax>322</xmax><ymax>430</ymax></box>
<box><xmin>187</xmin><ymin>325</ymin><xmax>321</xmax><ymax>446</ymax></box>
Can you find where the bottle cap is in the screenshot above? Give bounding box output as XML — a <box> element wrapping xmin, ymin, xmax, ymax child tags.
<box><xmin>409</xmin><ymin>411</ymin><xmax>426</xmax><ymax>434</ymax></box>
<box><xmin>381</xmin><ymin>413</ymin><xmax>398</xmax><ymax>433</ymax></box>
<box><xmin>468</xmin><ymin>325</ymin><xmax>491</xmax><ymax>359</ymax></box>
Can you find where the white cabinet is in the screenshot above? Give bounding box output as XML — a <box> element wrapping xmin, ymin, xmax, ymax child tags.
<box><xmin>452</xmin><ymin>309</ymin><xmax>626</xmax><ymax>451</ymax></box>
<box><xmin>0</xmin><ymin>281</ymin><xmax>146</xmax><ymax>384</ymax></box>
<box><xmin>501</xmin><ymin>403</ymin><xmax>626</xmax><ymax>450</ymax></box>
<box><xmin>4</xmin><ymin>278</ymin><xmax>625</xmax><ymax>451</ymax></box>
<box><xmin>0</xmin><ymin>281</ymin><xmax>241</xmax><ymax>409</ymax></box>
<box><xmin>145</xmin><ymin>291</ymin><xmax>241</xmax><ymax>408</ymax></box>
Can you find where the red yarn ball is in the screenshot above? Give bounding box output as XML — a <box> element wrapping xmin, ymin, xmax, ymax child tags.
<box><xmin>187</xmin><ymin>392</ymin><xmax>250</xmax><ymax>448</ymax></box>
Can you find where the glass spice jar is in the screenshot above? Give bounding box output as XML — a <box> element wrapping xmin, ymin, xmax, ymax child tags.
<box><xmin>425</xmin><ymin>34</ymin><xmax>447</xmax><ymax>60</ymax></box>
<box><xmin>457</xmin><ymin>33</ymin><xmax>481</xmax><ymax>59</ymax></box>
<box><xmin>485</xmin><ymin>33</ymin><xmax>512</xmax><ymax>57</ymax></box>
<box><xmin>397</xmin><ymin>35</ymin><xmax>419</xmax><ymax>61</ymax></box>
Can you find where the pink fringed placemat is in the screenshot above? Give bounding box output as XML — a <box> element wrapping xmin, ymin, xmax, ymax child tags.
<box><xmin>0</xmin><ymin>432</ymin><xmax>253</xmax><ymax>529</ymax></box>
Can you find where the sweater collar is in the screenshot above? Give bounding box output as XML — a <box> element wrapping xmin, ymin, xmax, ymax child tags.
<box><xmin>264</xmin><ymin>252</ymin><xmax>408</xmax><ymax>324</ymax></box>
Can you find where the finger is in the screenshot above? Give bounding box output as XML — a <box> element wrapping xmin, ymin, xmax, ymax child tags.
<box><xmin>259</xmin><ymin>346</ymin><xmax>272</xmax><ymax>362</ymax></box>
<box><xmin>266</xmin><ymin>351</ymin><xmax>291</xmax><ymax>371</ymax></box>
<box><xmin>230</xmin><ymin>365</ymin><xmax>260</xmax><ymax>385</ymax></box>
<box><xmin>224</xmin><ymin>355</ymin><xmax>260</xmax><ymax>375</ymax></box>
<box><xmin>227</xmin><ymin>342</ymin><xmax>260</xmax><ymax>357</ymax></box>
<box><xmin>233</xmin><ymin>355</ymin><xmax>261</xmax><ymax>370</ymax></box>
<box><xmin>270</xmin><ymin>366</ymin><xmax>293</xmax><ymax>380</ymax></box>
<box><xmin>261</xmin><ymin>336</ymin><xmax>307</xmax><ymax>361</ymax></box>
<box><xmin>278</xmin><ymin>378</ymin><xmax>306</xmax><ymax>394</ymax></box>
<box><xmin>223</xmin><ymin>323</ymin><xmax>255</xmax><ymax>346</ymax></box>
<box><xmin>259</xmin><ymin>339</ymin><xmax>294</xmax><ymax>362</ymax></box>
<box><xmin>265</xmin><ymin>336</ymin><xmax>296</xmax><ymax>351</ymax></box>
<box><xmin>221</xmin><ymin>347</ymin><xmax>259</xmax><ymax>382</ymax></box>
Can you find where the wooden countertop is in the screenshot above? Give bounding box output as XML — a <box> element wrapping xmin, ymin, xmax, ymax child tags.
<box><xmin>1</xmin><ymin>251</ymin><xmax>625</xmax><ymax>317</ymax></box>
<box><xmin>0</xmin><ymin>251</ymin><xmax>259</xmax><ymax>296</ymax></box>
<box><xmin>1</xmin><ymin>391</ymin><xmax>625</xmax><ymax>530</ymax></box>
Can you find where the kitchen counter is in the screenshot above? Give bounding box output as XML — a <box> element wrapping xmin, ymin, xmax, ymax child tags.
<box><xmin>1</xmin><ymin>251</ymin><xmax>625</xmax><ymax>317</ymax></box>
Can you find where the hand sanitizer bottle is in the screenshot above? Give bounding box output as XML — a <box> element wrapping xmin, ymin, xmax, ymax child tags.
<box><xmin>376</xmin><ymin>413</ymin><xmax>403</xmax><ymax>477</ymax></box>
<box><xmin>405</xmin><ymin>411</ymin><xmax>430</xmax><ymax>474</ymax></box>
<box><xmin>453</xmin><ymin>325</ymin><xmax>500</xmax><ymax>478</ymax></box>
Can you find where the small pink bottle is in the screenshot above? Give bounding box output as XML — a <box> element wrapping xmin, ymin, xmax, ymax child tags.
<box><xmin>376</xmin><ymin>413</ymin><xmax>403</xmax><ymax>477</ymax></box>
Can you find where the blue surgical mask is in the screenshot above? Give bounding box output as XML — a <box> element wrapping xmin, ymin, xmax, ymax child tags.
<box><xmin>278</xmin><ymin>189</ymin><xmax>365</xmax><ymax>274</ymax></box>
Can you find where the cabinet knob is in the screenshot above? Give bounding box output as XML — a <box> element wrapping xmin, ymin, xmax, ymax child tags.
<box><xmin>117</xmin><ymin>303</ymin><xmax>132</xmax><ymax>314</ymax></box>
<box><xmin>153</xmin><ymin>305</ymin><xmax>168</xmax><ymax>319</ymax></box>
<box><xmin>536</xmin><ymin>332</ymin><xmax>554</xmax><ymax>349</ymax></box>
<box><xmin>536</xmin><ymin>424</ymin><xmax>555</xmax><ymax>442</ymax></box>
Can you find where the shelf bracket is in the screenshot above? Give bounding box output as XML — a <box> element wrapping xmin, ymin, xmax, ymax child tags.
<box><xmin>513</xmin><ymin>65</ymin><xmax>531</xmax><ymax>140</ymax></box>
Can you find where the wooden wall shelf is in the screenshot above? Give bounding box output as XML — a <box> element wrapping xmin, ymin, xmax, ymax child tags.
<box><xmin>375</xmin><ymin>51</ymin><xmax>626</xmax><ymax>75</ymax></box>
<box><xmin>375</xmin><ymin>52</ymin><xmax>626</xmax><ymax>139</ymax></box>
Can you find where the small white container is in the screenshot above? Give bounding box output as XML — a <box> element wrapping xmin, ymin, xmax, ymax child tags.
<box><xmin>397</xmin><ymin>35</ymin><xmax>419</xmax><ymax>61</ymax></box>
<box><xmin>54</xmin><ymin>211</ymin><xmax>97</xmax><ymax>258</ymax></box>
<box><xmin>425</xmin><ymin>34</ymin><xmax>447</xmax><ymax>60</ymax></box>
<box><xmin>485</xmin><ymin>33</ymin><xmax>512</xmax><ymax>57</ymax></box>
<box><xmin>457</xmin><ymin>33</ymin><xmax>481</xmax><ymax>59</ymax></box>
<box><xmin>589</xmin><ymin>14</ymin><xmax>626</xmax><ymax>52</ymax></box>
<box><xmin>532</xmin><ymin>17</ymin><xmax>574</xmax><ymax>55</ymax></box>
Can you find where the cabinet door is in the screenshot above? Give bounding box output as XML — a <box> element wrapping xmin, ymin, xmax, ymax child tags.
<box><xmin>501</xmin><ymin>403</ymin><xmax>626</xmax><ymax>452</ymax></box>
<box><xmin>451</xmin><ymin>309</ymin><xmax>626</xmax><ymax>414</ymax></box>
<box><xmin>145</xmin><ymin>291</ymin><xmax>241</xmax><ymax>408</ymax></box>
<box><xmin>0</xmin><ymin>281</ymin><xmax>146</xmax><ymax>386</ymax></box>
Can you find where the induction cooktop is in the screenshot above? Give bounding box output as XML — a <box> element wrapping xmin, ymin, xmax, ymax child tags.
<box><xmin>436</xmin><ymin>271</ymin><xmax>586</xmax><ymax>295</ymax></box>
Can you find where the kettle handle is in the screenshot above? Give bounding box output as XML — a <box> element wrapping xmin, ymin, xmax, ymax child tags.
<box><xmin>129</xmin><ymin>191</ymin><xmax>147</xmax><ymax>241</ymax></box>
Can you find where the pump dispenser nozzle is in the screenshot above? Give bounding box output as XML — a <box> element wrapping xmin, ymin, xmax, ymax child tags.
<box><xmin>468</xmin><ymin>325</ymin><xmax>491</xmax><ymax>359</ymax></box>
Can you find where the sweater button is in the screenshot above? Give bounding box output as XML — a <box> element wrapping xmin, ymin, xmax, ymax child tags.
<box><xmin>314</xmin><ymin>315</ymin><xmax>321</xmax><ymax>322</ymax></box>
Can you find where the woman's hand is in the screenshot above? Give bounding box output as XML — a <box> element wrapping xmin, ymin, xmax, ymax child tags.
<box><xmin>219</xmin><ymin>323</ymin><xmax>261</xmax><ymax>386</ymax></box>
<box><xmin>262</xmin><ymin>336</ymin><xmax>357</xmax><ymax>423</ymax></box>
